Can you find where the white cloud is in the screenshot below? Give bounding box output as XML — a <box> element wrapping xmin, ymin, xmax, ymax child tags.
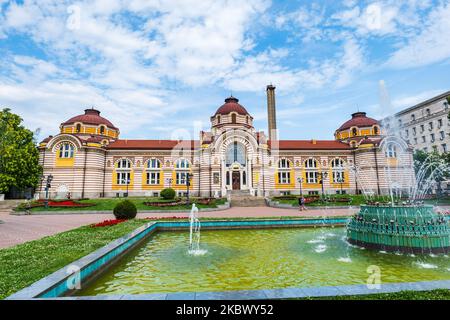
<box><xmin>387</xmin><ymin>3</ymin><xmax>450</xmax><ymax>68</ymax></box>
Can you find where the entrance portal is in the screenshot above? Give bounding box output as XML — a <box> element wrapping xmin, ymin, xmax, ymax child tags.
<box><xmin>232</xmin><ymin>172</ymin><xmax>240</xmax><ymax>190</ymax></box>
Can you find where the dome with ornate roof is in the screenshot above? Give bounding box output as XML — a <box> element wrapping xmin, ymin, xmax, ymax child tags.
<box><xmin>215</xmin><ymin>97</ymin><xmax>250</xmax><ymax>116</ymax></box>
<box><xmin>335</xmin><ymin>112</ymin><xmax>381</xmax><ymax>143</ymax></box>
<box><xmin>59</xmin><ymin>108</ymin><xmax>119</xmax><ymax>140</ymax></box>
<box><xmin>62</xmin><ymin>108</ymin><xmax>118</xmax><ymax>130</ymax></box>
<box><xmin>338</xmin><ymin>112</ymin><xmax>378</xmax><ymax>131</ymax></box>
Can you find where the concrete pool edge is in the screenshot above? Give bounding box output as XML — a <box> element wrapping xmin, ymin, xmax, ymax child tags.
<box><xmin>17</xmin><ymin>280</ymin><xmax>450</xmax><ymax>300</ymax></box>
<box><xmin>7</xmin><ymin>217</ymin><xmax>449</xmax><ymax>300</ymax></box>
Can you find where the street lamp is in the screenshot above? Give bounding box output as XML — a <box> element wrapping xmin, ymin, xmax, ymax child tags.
<box><xmin>42</xmin><ymin>174</ymin><xmax>54</xmax><ymax>208</ymax></box>
<box><xmin>186</xmin><ymin>173</ymin><xmax>193</xmax><ymax>204</ymax></box>
<box><xmin>318</xmin><ymin>171</ymin><xmax>328</xmax><ymax>199</ymax></box>
<box><xmin>297</xmin><ymin>177</ymin><xmax>303</xmax><ymax>196</ymax></box>
<box><xmin>122</xmin><ymin>177</ymin><xmax>130</xmax><ymax>197</ymax></box>
<box><xmin>338</xmin><ymin>176</ymin><xmax>344</xmax><ymax>195</ymax></box>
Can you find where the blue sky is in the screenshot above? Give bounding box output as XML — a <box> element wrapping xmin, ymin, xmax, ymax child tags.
<box><xmin>1</xmin><ymin>0</ymin><xmax>450</xmax><ymax>142</ymax></box>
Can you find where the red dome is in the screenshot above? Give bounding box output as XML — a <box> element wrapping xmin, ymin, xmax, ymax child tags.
<box><xmin>215</xmin><ymin>97</ymin><xmax>249</xmax><ymax>116</ymax></box>
<box><xmin>338</xmin><ymin>112</ymin><xmax>378</xmax><ymax>131</ymax></box>
<box><xmin>62</xmin><ymin>108</ymin><xmax>118</xmax><ymax>130</ymax></box>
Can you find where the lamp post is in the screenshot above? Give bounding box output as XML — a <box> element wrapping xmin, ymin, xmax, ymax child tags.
<box><xmin>43</xmin><ymin>174</ymin><xmax>54</xmax><ymax>208</ymax></box>
<box><xmin>338</xmin><ymin>176</ymin><xmax>344</xmax><ymax>195</ymax></box>
<box><xmin>318</xmin><ymin>171</ymin><xmax>328</xmax><ymax>199</ymax></box>
<box><xmin>297</xmin><ymin>177</ymin><xmax>303</xmax><ymax>196</ymax></box>
<box><xmin>186</xmin><ymin>173</ymin><xmax>193</xmax><ymax>204</ymax></box>
<box><xmin>122</xmin><ymin>176</ymin><xmax>130</xmax><ymax>197</ymax></box>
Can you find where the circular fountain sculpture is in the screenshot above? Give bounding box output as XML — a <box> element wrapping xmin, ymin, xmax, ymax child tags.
<box><xmin>347</xmin><ymin>205</ymin><xmax>450</xmax><ymax>254</ymax></box>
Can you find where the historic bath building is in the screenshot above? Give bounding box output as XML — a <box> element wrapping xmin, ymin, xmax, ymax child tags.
<box><xmin>38</xmin><ymin>86</ymin><xmax>415</xmax><ymax>199</ymax></box>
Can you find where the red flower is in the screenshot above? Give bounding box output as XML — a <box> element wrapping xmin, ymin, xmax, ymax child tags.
<box><xmin>91</xmin><ymin>219</ymin><xmax>126</xmax><ymax>228</ymax></box>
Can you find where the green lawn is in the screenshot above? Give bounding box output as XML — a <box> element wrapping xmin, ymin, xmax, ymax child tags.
<box><xmin>0</xmin><ymin>219</ymin><xmax>149</xmax><ymax>299</ymax></box>
<box><xmin>16</xmin><ymin>197</ymin><xmax>227</xmax><ymax>212</ymax></box>
<box><xmin>273</xmin><ymin>194</ymin><xmax>450</xmax><ymax>208</ymax></box>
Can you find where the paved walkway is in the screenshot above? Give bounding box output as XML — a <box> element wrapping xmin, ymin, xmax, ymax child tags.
<box><xmin>0</xmin><ymin>206</ymin><xmax>357</xmax><ymax>249</ymax></box>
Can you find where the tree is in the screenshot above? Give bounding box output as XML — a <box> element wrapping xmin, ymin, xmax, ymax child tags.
<box><xmin>0</xmin><ymin>108</ymin><xmax>42</xmax><ymax>194</ymax></box>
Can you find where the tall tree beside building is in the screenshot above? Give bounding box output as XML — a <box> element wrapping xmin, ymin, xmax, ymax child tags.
<box><xmin>0</xmin><ymin>108</ymin><xmax>42</xmax><ymax>194</ymax></box>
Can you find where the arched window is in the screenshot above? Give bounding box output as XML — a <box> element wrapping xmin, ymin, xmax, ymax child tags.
<box><xmin>385</xmin><ymin>144</ymin><xmax>398</xmax><ymax>158</ymax></box>
<box><xmin>147</xmin><ymin>159</ymin><xmax>161</xmax><ymax>169</ymax></box>
<box><xmin>75</xmin><ymin>123</ymin><xmax>82</xmax><ymax>133</ymax></box>
<box><xmin>146</xmin><ymin>159</ymin><xmax>161</xmax><ymax>185</ymax></box>
<box><xmin>305</xmin><ymin>159</ymin><xmax>318</xmax><ymax>184</ymax></box>
<box><xmin>217</xmin><ymin>115</ymin><xmax>221</xmax><ymax>124</ymax></box>
<box><xmin>99</xmin><ymin>125</ymin><xmax>106</xmax><ymax>135</ymax></box>
<box><xmin>351</xmin><ymin>127</ymin><xmax>358</xmax><ymax>136</ymax></box>
<box><xmin>231</xmin><ymin>113</ymin><xmax>237</xmax><ymax>124</ymax></box>
<box><xmin>117</xmin><ymin>159</ymin><xmax>131</xmax><ymax>169</ymax></box>
<box><xmin>373</xmin><ymin>126</ymin><xmax>379</xmax><ymax>135</ymax></box>
<box><xmin>278</xmin><ymin>159</ymin><xmax>291</xmax><ymax>169</ymax></box>
<box><xmin>350</xmin><ymin>141</ymin><xmax>357</xmax><ymax>148</ymax></box>
<box><xmin>246</xmin><ymin>116</ymin><xmax>249</xmax><ymax>124</ymax></box>
<box><xmin>175</xmin><ymin>158</ymin><xmax>190</xmax><ymax>169</ymax></box>
<box><xmin>226</xmin><ymin>142</ymin><xmax>246</xmax><ymax>166</ymax></box>
<box><xmin>305</xmin><ymin>158</ymin><xmax>317</xmax><ymax>169</ymax></box>
<box><xmin>331</xmin><ymin>159</ymin><xmax>345</xmax><ymax>183</ymax></box>
<box><xmin>59</xmin><ymin>143</ymin><xmax>74</xmax><ymax>158</ymax></box>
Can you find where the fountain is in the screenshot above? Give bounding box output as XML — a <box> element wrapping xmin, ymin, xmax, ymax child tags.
<box><xmin>347</xmin><ymin>81</ymin><xmax>450</xmax><ymax>254</ymax></box>
<box><xmin>188</xmin><ymin>203</ymin><xmax>207</xmax><ymax>256</ymax></box>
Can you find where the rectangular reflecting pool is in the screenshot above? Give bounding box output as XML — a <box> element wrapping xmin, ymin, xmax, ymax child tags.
<box><xmin>75</xmin><ymin>227</ymin><xmax>450</xmax><ymax>296</ymax></box>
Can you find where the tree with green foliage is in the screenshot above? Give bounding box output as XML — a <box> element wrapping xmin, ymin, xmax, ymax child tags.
<box><xmin>0</xmin><ymin>108</ymin><xmax>42</xmax><ymax>194</ymax></box>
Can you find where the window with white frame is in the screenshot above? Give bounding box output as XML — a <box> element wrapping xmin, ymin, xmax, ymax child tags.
<box><xmin>175</xmin><ymin>158</ymin><xmax>190</xmax><ymax>169</ymax></box>
<box><xmin>116</xmin><ymin>159</ymin><xmax>131</xmax><ymax>185</ymax></box>
<box><xmin>116</xmin><ymin>172</ymin><xmax>131</xmax><ymax>185</ymax></box>
<box><xmin>305</xmin><ymin>159</ymin><xmax>318</xmax><ymax>183</ymax></box>
<box><xmin>117</xmin><ymin>159</ymin><xmax>131</xmax><ymax>169</ymax></box>
<box><xmin>147</xmin><ymin>159</ymin><xmax>161</xmax><ymax>169</ymax></box>
<box><xmin>385</xmin><ymin>144</ymin><xmax>398</xmax><ymax>158</ymax></box>
<box><xmin>278</xmin><ymin>159</ymin><xmax>291</xmax><ymax>169</ymax></box>
<box><xmin>278</xmin><ymin>172</ymin><xmax>291</xmax><ymax>184</ymax></box>
<box><xmin>59</xmin><ymin>143</ymin><xmax>74</xmax><ymax>158</ymax></box>
<box><xmin>331</xmin><ymin>158</ymin><xmax>345</xmax><ymax>183</ymax></box>
<box><xmin>146</xmin><ymin>172</ymin><xmax>160</xmax><ymax>185</ymax></box>
<box><xmin>176</xmin><ymin>172</ymin><xmax>188</xmax><ymax>185</ymax></box>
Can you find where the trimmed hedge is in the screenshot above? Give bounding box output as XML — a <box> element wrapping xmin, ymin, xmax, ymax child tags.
<box><xmin>113</xmin><ymin>200</ymin><xmax>137</xmax><ymax>220</ymax></box>
<box><xmin>160</xmin><ymin>188</ymin><xmax>176</xmax><ymax>200</ymax></box>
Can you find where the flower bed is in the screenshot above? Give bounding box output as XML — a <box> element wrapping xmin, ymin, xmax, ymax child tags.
<box><xmin>144</xmin><ymin>200</ymin><xmax>187</xmax><ymax>207</ymax></box>
<box><xmin>36</xmin><ymin>199</ymin><xmax>95</xmax><ymax>208</ymax></box>
<box><xmin>91</xmin><ymin>219</ymin><xmax>126</xmax><ymax>228</ymax></box>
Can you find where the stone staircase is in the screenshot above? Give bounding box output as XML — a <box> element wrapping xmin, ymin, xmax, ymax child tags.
<box><xmin>229</xmin><ymin>190</ymin><xmax>267</xmax><ymax>207</ymax></box>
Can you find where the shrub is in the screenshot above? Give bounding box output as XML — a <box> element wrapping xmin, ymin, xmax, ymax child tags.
<box><xmin>113</xmin><ymin>200</ymin><xmax>137</xmax><ymax>220</ymax></box>
<box><xmin>160</xmin><ymin>188</ymin><xmax>176</xmax><ymax>200</ymax></box>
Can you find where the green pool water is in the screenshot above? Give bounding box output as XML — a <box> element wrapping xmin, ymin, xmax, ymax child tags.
<box><xmin>76</xmin><ymin>227</ymin><xmax>450</xmax><ymax>296</ymax></box>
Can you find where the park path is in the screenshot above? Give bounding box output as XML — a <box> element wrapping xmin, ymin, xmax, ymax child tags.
<box><xmin>0</xmin><ymin>206</ymin><xmax>357</xmax><ymax>249</ymax></box>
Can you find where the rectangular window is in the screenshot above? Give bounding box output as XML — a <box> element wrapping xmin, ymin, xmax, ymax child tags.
<box><xmin>306</xmin><ymin>171</ymin><xmax>318</xmax><ymax>184</ymax></box>
<box><xmin>146</xmin><ymin>172</ymin><xmax>160</xmax><ymax>185</ymax></box>
<box><xmin>420</xmin><ymin>125</ymin><xmax>424</xmax><ymax>133</ymax></box>
<box><xmin>431</xmin><ymin>133</ymin><xmax>435</xmax><ymax>143</ymax></box>
<box><xmin>440</xmin><ymin>131</ymin><xmax>445</xmax><ymax>140</ymax></box>
<box><xmin>429</xmin><ymin>122</ymin><xmax>433</xmax><ymax>130</ymax></box>
<box><xmin>332</xmin><ymin>171</ymin><xmax>345</xmax><ymax>183</ymax></box>
<box><xmin>116</xmin><ymin>172</ymin><xmax>130</xmax><ymax>185</ymax></box>
<box><xmin>278</xmin><ymin>172</ymin><xmax>291</xmax><ymax>184</ymax></box>
<box><xmin>176</xmin><ymin>172</ymin><xmax>187</xmax><ymax>185</ymax></box>
<box><xmin>308</xmin><ymin>191</ymin><xmax>319</xmax><ymax>195</ymax></box>
<box><xmin>422</xmin><ymin>136</ymin><xmax>426</xmax><ymax>143</ymax></box>
<box><xmin>405</xmin><ymin>129</ymin><xmax>409</xmax><ymax>138</ymax></box>
<box><xmin>442</xmin><ymin>144</ymin><xmax>447</xmax><ymax>153</ymax></box>
<box><xmin>412</xmin><ymin>127</ymin><xmax>416</xmax><ymax>135</ymax></box>
<box><xmin>438</xmin><ymin>119</ymin><xmax>443</xmax><ymax>128</ymax></box>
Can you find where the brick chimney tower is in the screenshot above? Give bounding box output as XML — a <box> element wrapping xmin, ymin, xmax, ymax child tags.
<box><xmin>266</xmin><ymin>84</ymin><xmax>278</xmax><ymax>141</ymax></box>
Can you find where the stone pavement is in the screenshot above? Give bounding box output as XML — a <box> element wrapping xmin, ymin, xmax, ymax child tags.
<box><xmin>0</xmin><ymin>206</ymin><xmax>357</xmax><ymax>249</ymax></box>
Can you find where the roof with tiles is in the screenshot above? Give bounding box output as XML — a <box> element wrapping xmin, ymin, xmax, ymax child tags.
<box><xmin>269</xmin><ymin>140</ymin><xmax>351</xmax><ymax>150</ymax></box>
<box><xmin>214</xmin><ymin>96</ymin><xmax>250</xmax><ymax>116</ymax></box>
<box><xmin>338</xmin><ymin>112</ymin><xmax>379</xmax><ymax>131</ymax></box>
<box><xmin>106</xmin><ymin>139</ymin><xmax>199</xmax><ymax>150</ymax></box>
<box><xmin>61</xmin><ymin>108</ymin><xmax>118</xmax><ymax>130</ymax></box>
